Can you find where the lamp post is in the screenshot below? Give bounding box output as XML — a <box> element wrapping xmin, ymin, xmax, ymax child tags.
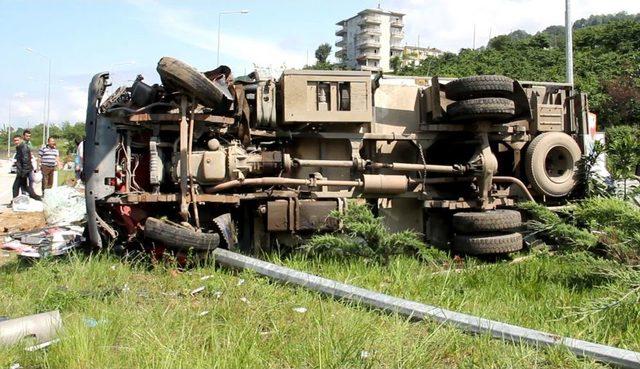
<box><xmin>217</xmin><ymin>10</ymin><xmax>249</xmax><ymax>66</ymax></box>
<box><xmin>6</xmin><ymin>102</ymin><xmax>11</xmax><ymax>158</ymax></box>
<box><xmin>26</xmin><ymin>47</ymin><xmax>52</xmax><ymax>141</ymax></box>
<box><xmin>565</xmin><ymin>0</ymin><xmax>574</xmax><ymax>87</ymax></box>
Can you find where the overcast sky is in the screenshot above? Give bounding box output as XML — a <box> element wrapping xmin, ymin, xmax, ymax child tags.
<box><xmin>1</xmin><ymin>0</ymin><xmax>639</xmax><ymax>128</ymax></box>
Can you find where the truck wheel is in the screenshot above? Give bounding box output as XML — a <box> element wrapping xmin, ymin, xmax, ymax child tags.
<box><xmin>144</xmin><ymin>217</ymin><xmax>220</xmax><ymax>251</ymax></box>
<box><xmin>445</xmin><ymin>75</ymin><xmax>514</xmax><ymax>100</ymax></box>
<box><xmin>453</xmin><ymin>232</ymin><xmax>523</xmax><ymax>255</ymax></box>
<box><xmin>525</xmin><ymin>132</ymin><xmax>581</xmax><ymax>197</ymax></box>
<box><xmin>447</xmin><ymin>98</ymin><xmax>515</xmax><ymax>122</ymax></box>
<box><xmin>157</xmin><ymin>57</ymin><xmax>229</xmax><ymax>109</ymax></box>
<box><xmin>452</xmin><ymin>210</ymin><xmax>522</xmax><ymax>234</ymax></box>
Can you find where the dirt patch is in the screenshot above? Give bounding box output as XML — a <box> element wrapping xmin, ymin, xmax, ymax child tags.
<box><xmin>0</xmin><ymin>211</ymin><xmax>47</xmax><ymax>235</ymax></box>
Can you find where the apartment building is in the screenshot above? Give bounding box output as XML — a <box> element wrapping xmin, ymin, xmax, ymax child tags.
<box><xmin>335</xmin><ymin>8</ymin><xmax>405</xmax><ymax>72</ymax></box>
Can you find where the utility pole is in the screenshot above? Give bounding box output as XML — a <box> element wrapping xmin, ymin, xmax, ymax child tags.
<box><xmin>565</xmin><ymin>0</ymin><xmax>574</xmax><ymax>86</ymax></box>
<box><xmin>217</xmin><ymin>10</ymin><xmax>249</xmax><ymax>66</ymax></box>
<box><xmin>473</xmin><ymin>24</ymin><xmax>476</xmax><ymax>49</ymax></box>
<box><xmin>7</xmin><ymin>101</ymin><xmax>11</xmax><ymax>158</ymax></box>
<box><xmin>26</xmin><ymin>48</ymin><xmax>52</xmax><ymax>141</ymax></box>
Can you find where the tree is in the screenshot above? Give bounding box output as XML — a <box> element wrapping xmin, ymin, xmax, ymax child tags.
<box><xmin>605</xmin><ymin>126</ymin><xmax>640</xmax><ymax>198</ymax></box>
<box><xmin>315</xmin><ymin>43</ymin><xmax>332</xmax><ymax>64</ymax></box>
<box><xmin>399</xmin><ymin>14</ymin><xmax>640</xmax><ymax>128</ymax></box>
<box><xmin>390</xmin><ymin>56</ymin><xmax>401</xmax><ymax>73</ymax></box>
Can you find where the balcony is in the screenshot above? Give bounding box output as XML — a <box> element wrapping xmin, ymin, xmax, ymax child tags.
<box><xmin>360</xmin><ymin>15</ymin><xmax>382</xmax><ymax>25</ymax></box>
<box><xmin>335</xmin><ymin>49</ymin><xmax>346</xmax><ymax>59</ymax></box>
<box><xmin>390</xmin><ymin>19</ymin><xmax>404</xmax><ymax>28</ymax></box>
<box><xmin>335</xmin><ymin>39</ymin><xmax>346</xmax><ymax>48</ymax></box>
<box><xmin>390</xmin><ymin>44</ymin><xmax>403</xmax><ymax>51</ymax></box>
<box><xmin>390</xmin><ymin>31</ymin><xmax>404</xmax><ymax>39</ymax></box>
<box><xmin>357</xmin><ymin>52</ymin><xmax>381</xmax><ymax>60</ymax></box>
<box><xmin>359</xmin><ymin>27</ymin><xmax>381</xmax><ymax>36</ymax></box>
<box><xmin>358</xmin><ymin>40</ymin><xmax>381</xmax><ymax>49</ymax></box>
<box><xmin>360</xmin><ymin>65</ymin><xmax>381</xmax><ymax>71</ymax></box>
<box><xmin>335</xmin><ymin>27</ymin><xmax>346</xmax><ymax>36</ymax></box>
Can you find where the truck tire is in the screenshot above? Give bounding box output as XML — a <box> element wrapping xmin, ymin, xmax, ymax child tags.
<box><xmin>447</xmin><ymin>98</ymin><xmax>515</xmax><ymax>122</ymax></box>
<box><xmin>144</xmin><ymin>217</ymin><xmax>220</xmax><ymax>251</ymax></box>
<box><xmin>445</xmin><ymin>75</ymin><xmax>514</xmax><ymax>100</ymax></box>
<box><xmin>525</xmin><ymin>132</ymin><xmax>582</xmax><ymax>197</ymax></box>
<box><xmin>156</xmin><ymin>57</ymin><xmax>227</xmax><ymax>109</ymax></box>
<box><xmin>452</xmin><ymin>210</ymin><xmax>522</xmax><ymax>234</ymax></box>
<box><xmin>453</xmin><ymin>232</ymin><xmax>523</xmax><ymax>255</ymax></box>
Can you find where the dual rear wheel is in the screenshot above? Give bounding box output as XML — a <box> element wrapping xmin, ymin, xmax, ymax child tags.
<box><xmin>451</xmin><ymin>210</ymin><xmax>523</xmax><ymax>255</ymax></box>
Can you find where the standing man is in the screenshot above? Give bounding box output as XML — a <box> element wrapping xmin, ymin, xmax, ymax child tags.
<box><xmin>12</xmin><ymin>129</ymin><xmax>41</xmax><ymax>201</ymax></box>
<box><xmin>39</xmin><ymin>136</ymin><xmax>60</xmax><ymax>192</ymax></box>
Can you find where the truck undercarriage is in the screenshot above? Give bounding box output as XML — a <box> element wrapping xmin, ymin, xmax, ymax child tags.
<box><xmin>84</xmin><ymin>58</ymin><xmax>590</xmax><ymax>256</ymax></box>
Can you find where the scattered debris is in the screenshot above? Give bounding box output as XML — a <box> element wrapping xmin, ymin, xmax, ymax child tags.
<box><xmin>237</xmin><ymin>278</ymin><xmax>245</xmax><ymax>286</ymax></box>
<box><xmin>0</xmin><ymin>225</ymin><xmax>84</xmax><ymax>258</ymax></box>
<box><xmin>292</xmin><ymin>307</ymin><xmax>307</xmax><ymax>314</ymax></box>
<box><xmin>83</xmin><ymin>317</ymin><xmax>99</xmax><ymax>328</ymax></box>
<box><xmin>11</xmin><ymin>195</ymin><xmax>44</xmax><ymax>213</ymax></box>
<box><xmin>240</xmin><ymin>297</ymin><xmax>249</xmax><ymax>304</ymax></box>
<box><xmin>198</xmin><ymin>311</ymin><xmax>210</xmax><ymax>317</ymax></box>
<box><xmin>0</xmin><ymin>310</ymin><xmax>62</xmax><ymax>347</ymax></box>
<box><xmin>200</xmin><ymin>275</ymin><xmax>213</xmax><ymax>281</ymax></box>
<box><xmin>83</xmin><ymin>317</ymin><xmax>108</xmax><ymax>328</ymax></box>
<box><xmin>25</xmin><ymin>338</ymin><xmax>60</xmax><ymax>351</ymax></box>
<box><xmin>9</xmin><ymin>363</ymin><xmax>21</xmax><ymax>369</ymax></box>
<box><xmin>43</xmin><ymin>186</ymin><xmax>86</xmax><ymax>225</ymax></box>
<box><xmin>360</xmin><ymin>350</ymin><xmax>371</xmax><ymax>359</ymax></box>
<box><xmin>213</xmin><ymin>291</ymin><xmax>223</xmax><ymax>299</ymax></box>
<box><xmin>190</xmin><ymin>286</ymin><xmax>205</xmax><ymax>296</ymax></box>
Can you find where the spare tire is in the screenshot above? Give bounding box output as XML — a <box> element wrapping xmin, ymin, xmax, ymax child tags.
<box><xmin>452</xmin><ymin>210</ymin><xmax>522</xmax><ymax>234</ymax></box>
<box><xmin>445</xmin><ymin>75</ymin><xmax>514</xmax><ymax>100</ymax></box>
<box><xmin>144</xmin><ymin>217</ymin><xmax>220</xmax><ymax>251</ymax></box>
<box><xmin>446</xmin><ymin>97</ymin><xmax>515</xmax><ymax>122</ymax></box>
<box><xmin>453</xmin><ymin>232</ymin><xmax>523</xmax><ymax>255</ymax></box>
<box><xmin>157</xmin><ymin>57</ymin><xmax>230</xmax><ymax>109</ymax></box>
<box><xmin>525</xmin><ymin>132</ymin><xmax>582</xmax><ymax>197</ymax></box>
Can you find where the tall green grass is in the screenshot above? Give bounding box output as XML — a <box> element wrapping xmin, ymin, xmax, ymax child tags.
<box><xmin>1</xmin><ymin>250</ymin><xmax>637</xmax><ymax>368</ymax></box>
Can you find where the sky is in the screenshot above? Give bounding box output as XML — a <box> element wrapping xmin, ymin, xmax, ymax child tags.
<box><xmin>1</xmin><ymin>0</ymin><xmax>639</xmax><ymax>128</ymax></box>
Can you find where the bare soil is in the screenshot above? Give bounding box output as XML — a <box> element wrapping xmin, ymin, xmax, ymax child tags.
<box><xmin>0</xmin><ymin>211</ymin><xmax>47</xmax><ymax>235</ymax></box>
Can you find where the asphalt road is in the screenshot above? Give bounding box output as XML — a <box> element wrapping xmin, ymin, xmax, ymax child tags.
<box><xmin>0</xmin><ymin>159</ymin><xmax>44</xmax><ymax>210</ymax></box>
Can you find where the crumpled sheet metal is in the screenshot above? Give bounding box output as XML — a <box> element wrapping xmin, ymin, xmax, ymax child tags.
<box><xmin>0</xmin><ymin>311</ymin><xmax>62</xmax><ymax>347</ymax></box>
<box><xmin>1</xmin><ymin>225</ymin><xmax>84</xmax><ymax>258</ymax></box>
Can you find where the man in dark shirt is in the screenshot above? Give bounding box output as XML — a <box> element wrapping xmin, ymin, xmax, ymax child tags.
<box><xmin>12</xmin><ymin>129</ymin><xmax>41</xmax><ymax>201</ymax></box>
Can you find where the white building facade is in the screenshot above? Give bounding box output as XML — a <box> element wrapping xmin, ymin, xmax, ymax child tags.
<box><xmin>335</xmin><ymin>9</ymin><xmax>405</xmax><ymax>72</ymax></box>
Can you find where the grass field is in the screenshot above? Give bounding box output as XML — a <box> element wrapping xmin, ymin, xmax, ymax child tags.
<box><xmin>1</xmin><ymin>249</ymin><xmax>638</xmax><ymax>368</ymax></box>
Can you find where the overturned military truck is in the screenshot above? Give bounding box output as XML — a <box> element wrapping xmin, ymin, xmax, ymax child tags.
<box><xmin>84</xmin><ymin>57</ymin><xmax>590</xmax><ymax>256</ymax></box>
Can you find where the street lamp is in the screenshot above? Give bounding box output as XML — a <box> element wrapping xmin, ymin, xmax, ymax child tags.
<box><xmin>217</xmin><ymin>10</ymin><xmax>249</xmax><ymax>65</ymax></box>
<box><xmin>26</xmin><ymin>47</ymin><xmax>52</xmax><ymax>141</ymax></box>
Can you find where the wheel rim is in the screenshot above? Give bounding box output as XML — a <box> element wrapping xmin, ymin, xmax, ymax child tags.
<box><xmin>544</xmin><ymin>146</ymin><xmax>574</xmax><ymax>184</ymax></box>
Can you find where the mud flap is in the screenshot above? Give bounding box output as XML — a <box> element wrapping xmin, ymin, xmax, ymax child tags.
<box><xmin>212</xmin><ymin>213</ymin><xmax>237</xmax><ymax>249</ymax></box>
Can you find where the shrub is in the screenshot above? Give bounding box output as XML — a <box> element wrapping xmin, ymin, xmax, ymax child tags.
<box><xmin>302</xmin><ymin>204</ymin><xmax>447</xmax><ymax>264</ymax></box>
<box><xmin>517</xmin><ymin>202</ymin><xmax>598</xmax><ymax>252</ymax></box>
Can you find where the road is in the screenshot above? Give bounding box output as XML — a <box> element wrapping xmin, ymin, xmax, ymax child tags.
<box><xmin>0</xmin><ymin>159</ymin><xmax>44</xmax><ymax>211</ymax></box>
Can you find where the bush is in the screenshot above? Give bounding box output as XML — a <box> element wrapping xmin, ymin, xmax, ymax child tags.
<box><xmin>605</xmin><ymin>126</ymin><xmax>640</xmax><ymax>199</ymax></box>
<box><xmin>301</xmin><ymin>204</ymin><xmax>447</xmax><ymax>264</ymax></box>
<box><xmin>574</xmin><ymin>197</ymin><xmax>640</xmax><ymax>263</ymax></box>
<box><xmin>518</xmin><ymin>202</ymin><xmax>598</xmax><ymax>252</ymax></box>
